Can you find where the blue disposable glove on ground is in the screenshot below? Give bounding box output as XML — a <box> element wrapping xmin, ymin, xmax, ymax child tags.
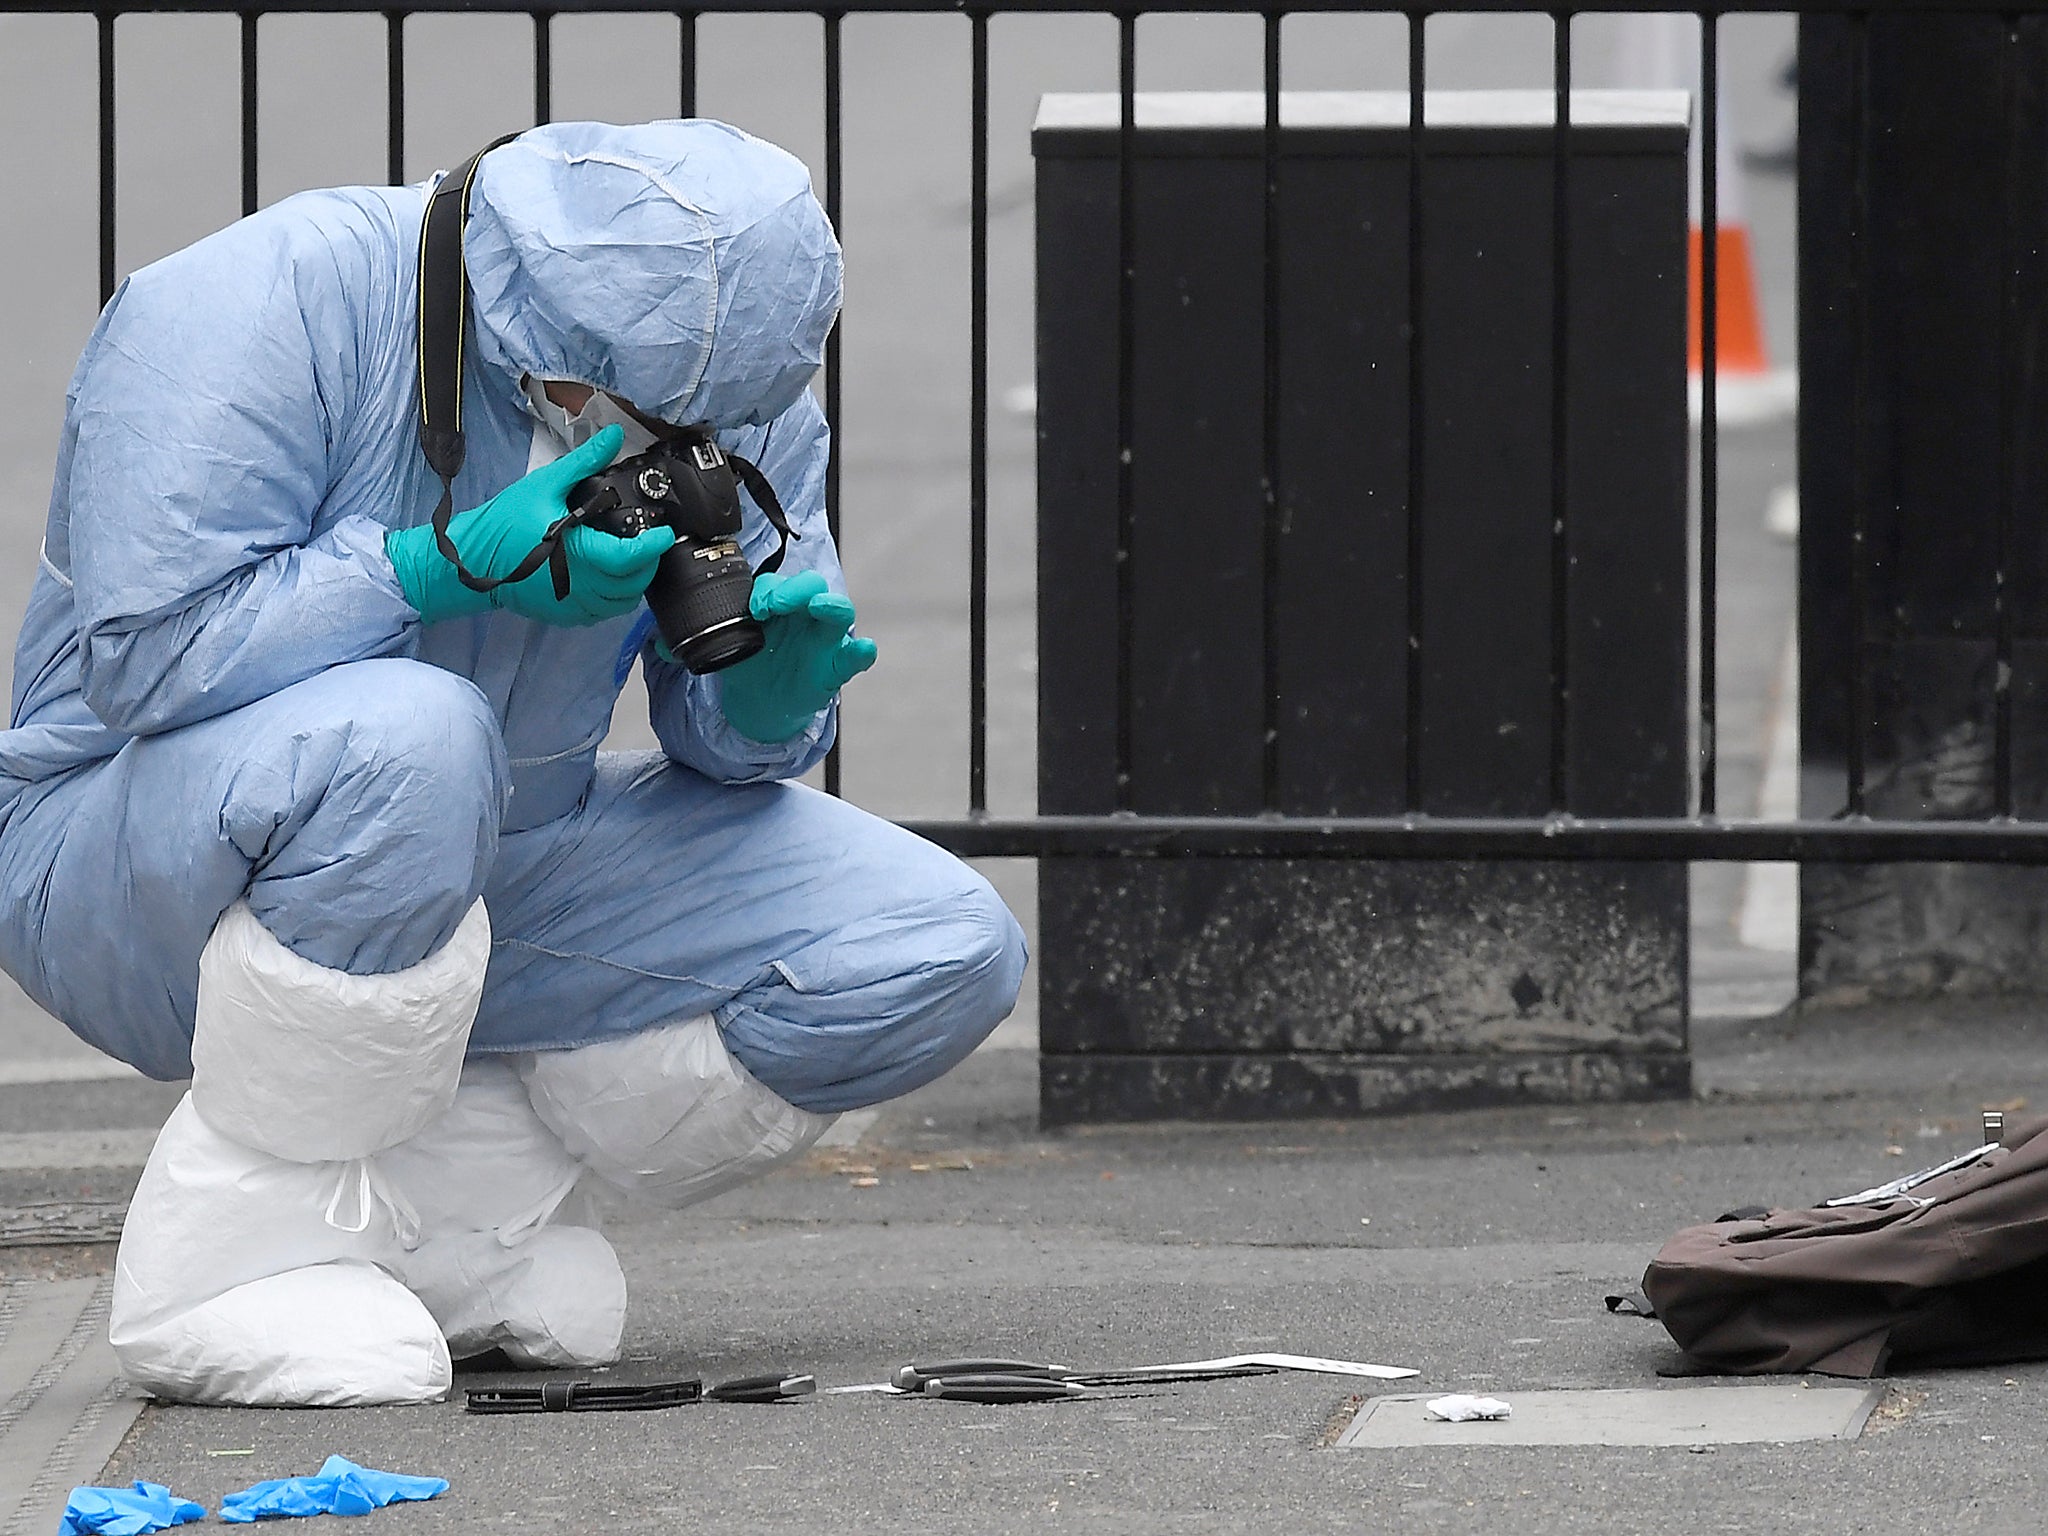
<box><xmin>219</xmin><ymin>1455</ymin><xmax>447</xmax><ymax>1523</ymax></box>
<box><xmin>717</xmin><ymin>570</ymin><xmax>879</xmax><ymax>743</ymax></box>
<box><xmin>59</xmin><ymin>1481</ymin><xmax>205</xmax><ymax>1535</ymax></box>
<box><xmin>386</xmin><ymin>424</ymin><xmax>675</xmax><ymax>626</ymax></box>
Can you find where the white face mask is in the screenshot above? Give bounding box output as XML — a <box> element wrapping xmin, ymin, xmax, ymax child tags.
<box><xmin>522</xmin><ymin>378</ymin><xmax>662</xmax><ymax>459</ymax></box>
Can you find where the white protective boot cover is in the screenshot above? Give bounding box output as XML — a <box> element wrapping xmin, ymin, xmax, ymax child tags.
<box><xmin>113</xmin><ymin>900</ymin><xmax>493</xmax><ymax>1406</ymax></box>
<box><xmin>110</xmin><ymin>1096</ymin><xmax>451</xmax><ymax>1406</ymax></box>
<box><xmin>517</xmin><ymin>1015</ymin><xmax>837</xmax><ymax>1211</ymax></box>
<box><xmin>115</xmin><ymin>1264</ymin><xmax>448</xmax><ymax>1409</ymax></box>
<box><xmin>190</xmin><ymin>898</ymin><xmax>492</xmax><ymax>1161</ymax></box>
<box><xmin>398</xmin><ymin>1227</ymin><xmax>626</xmax><ymax>1367</ymax></box>
<box><xmin>380</xmin><ymin>1058</ymin><xmax>627</xmax><ymax>1367</ymax></box>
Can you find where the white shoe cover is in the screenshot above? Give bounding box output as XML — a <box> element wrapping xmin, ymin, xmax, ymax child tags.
<box><xmin>517</xmin><ymin>1015</ymin><xmax>836</xmax><ymax>1211</ymax></box>
<box><xmin>191</xmin><ymin>898</ymin><xmax>491</xmax><ymax>1162</ymax></box>
<box><xmin>400</xmin><ymin>1227</ymin><xmax>626</xmax><ymax>1367</ymax></box>
<box><xmin>379</xmin><ymin>1059</ymin><xmax>626</xmax><ymax>1367</ymax></box>
<box><xmin>111</xmin><ymin>1097</ymin><xmax>449</xmax><ymax>1405</ymax></box>
<box><xmin>114</xmin><ymin>1263</ymin><xmax>449</xmax><ymax>1408</ymax></box>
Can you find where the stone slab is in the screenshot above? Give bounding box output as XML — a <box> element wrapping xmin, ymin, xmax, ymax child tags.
<box><xmin>1337</xmin><ymin>1385</ymin><xmax>1885</xmax><ymax>1449</ymax></box>
<box><xmin>0</xmin><ymin>1203</ymin><xmax>127</xmax><ymax>1248</ymax></box>
<box><xmin>0</xmin><ymin>1276</ymin><xmax>145</xmax><ymax>1536</ymax></box>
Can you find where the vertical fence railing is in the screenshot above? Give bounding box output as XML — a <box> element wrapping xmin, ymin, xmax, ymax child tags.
<box><xmin>1260</xmin><ymin>10</ymin><xmax>1284</xmax><ymax>812</ymax></box>
<box><xmin>678</xmin><ymin>9</ymin><xmax>697</xmax><ymax>116</ymax></box>
<box><xmin>533</xmin><ymin>10</ymin><xmax>552</xmax><ymax>123</ymax></box>
<box><xmin>386</xmin><ymin>11</ymin><xmax>405</xmax><ymax>184</ymax></box>
<box><xmin>822</xmin><ymin>7</ymin><xmax>845</xmax><ymax>797</ymax></box>
<box><xmin>97</xmin><ymin>10</ymin><xmax>116</xmax><ymax>307</ymax></box>
<box><xmin>1697</xmin><ymin>8</ymin><xmax>1720</xmax><ymax>817</ymax></box>
<box><xmin>44</xmin><ymin>0</ymin><xmax>2048</xmax><ymax>867</ymax></box>
<box><xmin>241</xmin><ymin>11</ymin><xmax>260</xmax><ymax>217</ymax></box>
<box><xmin>1995</xmin><ymin>9</ymin><xmax>2020</xmax><ymax>819</ymax></box>
<box><xmin>969</xmin><ymin>7</ymin><xmax>991</xmax><ymax>817</ymax></box>
<box><xmin>1404</xmin><ymin>9</ymin><xmax>1427</xmax><ymax>816</ymax></box>
<box><xmin>1547</xmin><ymin>10</ymin><xmax>1572</xmax><ymax>813</ymax></box>
<box><xmin>1845</xmin><ymin>5</ymin><xmax>1873</xmax><ymax>818</ymax></box>
<box><xmin>1114</xmin><ymin>9</ymin><xmax>1137</xmax><ymax>815</ymax></box>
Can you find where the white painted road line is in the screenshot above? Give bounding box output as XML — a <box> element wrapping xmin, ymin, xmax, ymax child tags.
<box><xmin>815</xmin><ymin>1109</ymin><xmax>880</xmax><ymax>1150</ymax></box>
<box><xmin>1738</xmin><ymin>630</ymin><xmax>1800</xmax><ymax>955</ymax></box>
<box><xmin>0</xmin><ymin>1130</ymin><xmax>159</xmax><ymax>1173</ymax></box>
<box><xmin>0</xmin><ymin>1057</ymin><xmax>145</xmax><ymax>1088</ymax></box>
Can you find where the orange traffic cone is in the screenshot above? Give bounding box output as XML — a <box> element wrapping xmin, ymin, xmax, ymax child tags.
<box><xmin>1612</xmin><ymin>14</ymin><xmax>1796</xmax><ymax>426</ymax></box>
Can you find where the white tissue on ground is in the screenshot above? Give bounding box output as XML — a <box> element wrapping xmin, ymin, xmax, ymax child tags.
<box><xmin>1424</xmin><ymin>1394</ymin><xmax>1513</xmax><ymax>1422</ymax></box>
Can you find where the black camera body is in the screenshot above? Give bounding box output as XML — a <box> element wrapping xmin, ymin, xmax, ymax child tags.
<box><xmin>569</xmin><ymin>433</ymin><xmax>763</xmax><ymax>674</ymax></box>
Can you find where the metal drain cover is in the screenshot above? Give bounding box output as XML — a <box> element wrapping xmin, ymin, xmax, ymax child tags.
<box><xmin>1336</xmin><ymin>1385</ymin><xmax>1885</xmax><ymax>1449</ymax></box>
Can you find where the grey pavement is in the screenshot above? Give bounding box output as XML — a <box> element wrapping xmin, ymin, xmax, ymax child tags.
<box><xmin>6</xmin><ymin>1005</ymin><xmax>2048</xmax><ymax>1532</ymax></box>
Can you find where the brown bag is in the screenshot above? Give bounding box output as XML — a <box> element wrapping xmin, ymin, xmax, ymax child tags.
<box><xmin>1635</xmin><ymin>1114</ymin><xmax>2048</xmax><ymax>1378</ymax></box>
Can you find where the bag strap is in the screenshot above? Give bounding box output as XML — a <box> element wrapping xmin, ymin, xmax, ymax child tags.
<box><xmin>1604</xmin><ymin>1289</ymin><xmax>1656</xmax><ymax>1319</ymax></box>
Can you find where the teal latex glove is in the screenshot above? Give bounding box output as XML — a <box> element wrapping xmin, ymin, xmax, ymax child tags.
<box><xmin>386</xmin><ymin>424</ymin><xmax>676</xmax><ymax>626</ymax></box>
<box><xmin>718</xmin><ymin>570</ymin><xmax>879</xmax><ymax>743</ymax></box>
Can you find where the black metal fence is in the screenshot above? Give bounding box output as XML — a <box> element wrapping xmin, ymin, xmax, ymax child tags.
<box><xmin>12</xmin><ymin>0</ymin><xmax>2045</xmax><ymax>867</ymax></box>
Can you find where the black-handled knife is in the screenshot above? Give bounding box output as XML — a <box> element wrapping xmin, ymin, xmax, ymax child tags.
<box><xmin>707</xmin><ymin>1373</ymin><xmax>818</xmax><ymax>1403</ymax></box>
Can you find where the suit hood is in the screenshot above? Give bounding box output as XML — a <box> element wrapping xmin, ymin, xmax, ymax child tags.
<box><xmin>462</xmin><ymin>119</ymin><xmax>841</xmax><ymax>428</ymax></box>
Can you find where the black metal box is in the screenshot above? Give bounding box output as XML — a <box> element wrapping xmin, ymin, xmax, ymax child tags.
<box><xmin>1033</xmin><ymin>90</ymin><xmax>1693</xmax><ymax>1122</ymax></box>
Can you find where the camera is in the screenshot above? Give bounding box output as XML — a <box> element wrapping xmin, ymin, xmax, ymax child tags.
<box><xmin>569</xmin><ymin>433</ymin><xmax>764</xmax><ymax>674</ymax></box>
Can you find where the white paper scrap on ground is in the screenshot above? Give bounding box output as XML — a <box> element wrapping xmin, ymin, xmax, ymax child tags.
<box><xmin>1425</xmin><ymin>1394</ymin><xmax>1512</xmax><ymax>1422</ymax></box>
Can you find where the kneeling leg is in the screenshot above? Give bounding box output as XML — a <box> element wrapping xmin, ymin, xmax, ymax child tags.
<box><xmin>480</xmin><ymin>759</ymin><xmax>1031</xmax><ymax>1121</ymax></box>
<box><xmin>75</xmin><ymin>662</ymin><xmax>510</xmax><ymax>1405</ymax></box>
<box><xmin>474</xmin><ymin>760</ymin><xmax>1028</xmax><ymax>1213</ymax></box>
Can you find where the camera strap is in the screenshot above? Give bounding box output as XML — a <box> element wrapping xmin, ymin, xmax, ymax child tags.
<box><xmin>417</xmin><ymin>134</ymin><xmax>568</xmax><ymax>597</ymax></box>
<box><xmin>416</xmin><ymin>139</ymin><xmax>800</xmax><ymax>604</ymax></box>
<box><xmin>723</xmin><ymin>447</ymin><xmax>794</xmax><ymax>576</ymax></box>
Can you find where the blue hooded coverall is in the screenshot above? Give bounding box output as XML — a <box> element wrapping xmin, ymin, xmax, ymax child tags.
<box><xmin>0</xmin><ymin>120</ymin><xmax>1026</xmax><ymax>1113</ymax></box>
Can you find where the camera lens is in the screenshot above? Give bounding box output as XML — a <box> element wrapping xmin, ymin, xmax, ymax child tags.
<box><xmin>678</xmin><ymin>617</ymin><xmax>763</xmax><ymax>673</ymax></box>
<box><xmin>647</xmin><ymin>538</ymin><xmax>762</xmax><ymax>674</ymax></box>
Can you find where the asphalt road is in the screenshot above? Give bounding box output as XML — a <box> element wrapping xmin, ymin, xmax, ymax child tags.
<box><xmin>56</xmin><ymin>1008</ymin><xmax>2048</xmax><ymax>1535</ymax></box>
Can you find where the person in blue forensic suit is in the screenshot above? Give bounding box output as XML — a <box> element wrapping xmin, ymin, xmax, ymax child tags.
<box><xmin>0</xmin><ymin>120</ymin><xmax>1027</xmax><ymax>1406</ymax></box>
